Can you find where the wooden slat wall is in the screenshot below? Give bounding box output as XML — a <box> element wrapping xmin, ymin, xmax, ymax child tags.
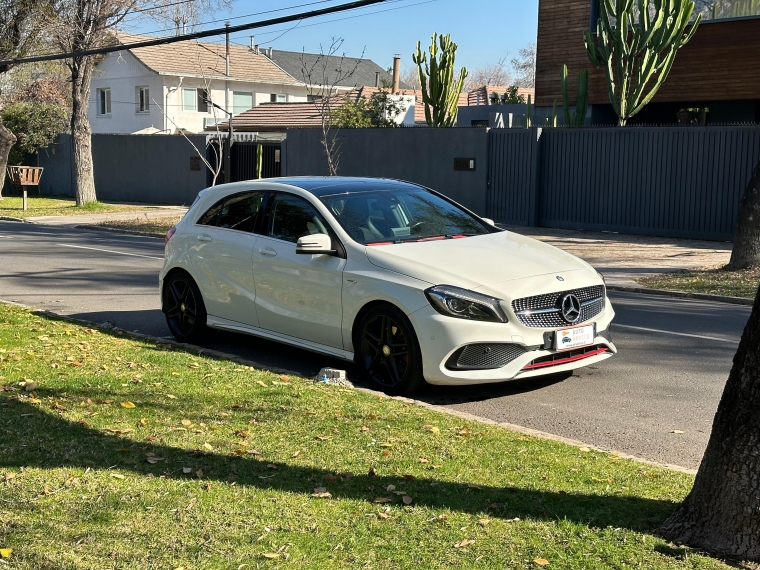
<box><xmin>536</xmin><ymin>0</ymin><xmax>760</xmax><ymax>106</ymax></box>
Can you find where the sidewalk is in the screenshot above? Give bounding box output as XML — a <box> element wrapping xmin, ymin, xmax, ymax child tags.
<box><xmin>26</xmin><ymin>206</ymin><xmax>188</xmax><ymax>227</ymax></box>
<box><xmin>503</xmin><ymin>225</ymin><xmax>732</xmax><ymax>287</ymax></box>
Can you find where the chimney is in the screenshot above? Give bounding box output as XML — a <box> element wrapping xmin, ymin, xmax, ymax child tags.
<box><xmin>250</xmin><ymin>36</ymin><xmax>255</xmax><ymax>51</ymax></box>
<box><xmin>392</xmin><ymin>54</ymin><xmax>400</xmax><ymax>93</ymax></box>
<box><xmin>375</xmin><ymin>71</ymin><xmax>380</xmax><ymax>88</ymax></box>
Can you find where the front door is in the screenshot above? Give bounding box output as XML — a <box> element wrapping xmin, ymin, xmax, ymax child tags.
<box><xmin>252</xmin><ymin>192</ymin><xmax>345</xmax><ymax>349</ymax></box>
<box><xmin>191</xmin><ymin>191</ymin><xmax>264</xmax><ymax>326</ymax></box>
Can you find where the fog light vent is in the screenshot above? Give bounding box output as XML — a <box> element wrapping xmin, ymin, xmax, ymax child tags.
<box><xmin>445</xmin><ymin>343</ymin><xmax>525</xmax><ymax>370</ymax></box>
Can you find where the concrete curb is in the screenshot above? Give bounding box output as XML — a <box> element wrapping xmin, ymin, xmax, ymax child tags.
<box><xmin>0</xmin><ymin>216</ymin><xmax>32</xmax><ymax>223</ymax></box>
<box><xmin>74</xmin><ymin>224</ymin><xmax>165</xmax><ymax>239</ymax></box>
<box><xmin>0</xmin><ymin>297</ymin><xmax>698</xmax><ymax>475</ymax></box>
<box><xmin>608</xmin><ymin>284</ymin><xmax>753</xmax><ymax>306</ymax></box>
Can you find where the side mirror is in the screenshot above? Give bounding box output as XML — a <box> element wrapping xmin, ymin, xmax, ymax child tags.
<box><xmin>296</xmin><ymin>233</ymin><xmax>335</xmax><ymax>255</ymax></box>
<box><xmin>481</xmin><ymin>217</ymin><xmax>495</xmax><ymax>226</ymax></box>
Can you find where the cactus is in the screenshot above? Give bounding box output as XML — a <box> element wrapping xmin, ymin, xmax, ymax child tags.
<box><xmin>561</xmin><ymin>64</ymin><xmax>588</xmax><ymax>127</ymax></box>
<box><xmin>584</xmin><ymin>0</ymin><xmax>701</xmax><ymax>126</ymax></box>
<box><xmin>413</xmin><ymin>33</ymin><xmax>468</xmax><ymax>127</ymax></box>
<box><xmin>549</xmin><ymin>101</ymin><xmax>558</xmax><ymax>127</ymax></box>
<box><xmin>256</xmin><ymin>144</ymin><xmax>263</xmax><ymax>179</ymax></box>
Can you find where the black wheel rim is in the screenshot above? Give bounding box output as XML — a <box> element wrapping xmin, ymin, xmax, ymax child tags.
<box><xmin>165</xmin><ymin>278</ymin><xmax>198</xmax><ymax>337</ymax></box>
<box><xmin>360</xmin><ymin>314</ymin><xmax>410</xmax><ymax>387</ymax></box>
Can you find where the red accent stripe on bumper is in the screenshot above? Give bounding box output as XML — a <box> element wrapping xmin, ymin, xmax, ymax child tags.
<box><xmin>522</xmin><ymin>347</ymin><xmax>611</xmax><ymax>370</ymax></box>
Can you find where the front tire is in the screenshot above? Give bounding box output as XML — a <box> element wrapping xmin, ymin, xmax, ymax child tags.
<box><xmin>356</xmin><ymin>304</ymin><xmax>425</xmax><ymax>396</ymax></box>
<box><xmin>163</xmin><ymin>272</ymin><xmax>208</xmax><ymax>343</ymax></box>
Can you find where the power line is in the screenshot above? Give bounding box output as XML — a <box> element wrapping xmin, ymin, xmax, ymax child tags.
<box><xmin>0</xmin><ymin>0</ymin><xmax>390</xmax><ymax>67</ymax></box>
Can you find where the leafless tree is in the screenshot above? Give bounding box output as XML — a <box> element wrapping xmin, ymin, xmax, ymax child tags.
<box><xmin>400</xmin><ymin>66</ymin><xmax>421</xmax><ymax>91</ymax></box>
<box><xmin>52</xmin><ymin>0</ymin><xmax>137</xmax><ymax>205</ymax></box>
<box><xmin>463</xmin><ymin>55</ymin><xmax>511</xmax><ymax>91</ymax></box>
<box><xmin>145</xmin><ymin>0</ymin><xmax>231</xmax><ymax>35</ymax></box>
<box><xmin>299</xmin><ymin>38</ymin><xmax>363</xmax><ymax>176</ymax></box>
<box><xmin>0</xmin><ymin>0</ymin><xmax>55</xmax><ymax>199</ymax></box>
<box><xmin>511</xmin><ymin>42</ymin><xmax>536</xmax><ymax>88</ymax></box>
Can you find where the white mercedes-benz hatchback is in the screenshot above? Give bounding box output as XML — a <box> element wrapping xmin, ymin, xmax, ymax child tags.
<box><xmin>160</xmin><ymin>177</ymin><xmax>616</xmax><ymax>394</ymax></box>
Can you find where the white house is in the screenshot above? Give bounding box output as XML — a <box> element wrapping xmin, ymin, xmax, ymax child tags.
<box><xmin>89</xmin><ymin>33</ymin><xmax>313</xmax><ymax>134</ymax></box>
<box><xmin>89</xmin><ymin>33</ymin><xmax>405</xmax><ymax>135</ymax></box>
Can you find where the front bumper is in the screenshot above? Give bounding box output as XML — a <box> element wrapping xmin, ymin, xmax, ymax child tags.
<box><xmin>408</xmin><ymin>298</ymin><xmax>616</xmax><ymax>386</ymax></box>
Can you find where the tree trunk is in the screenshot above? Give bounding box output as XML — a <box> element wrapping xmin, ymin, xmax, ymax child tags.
<box><xmin>659</xmin><ymin>282</ymin><xmax>760</xmax><ymax>560</ymax></box>
<box><xmin>0</xmin><ymin>118</ymin><xmax>16</xmax><ymax>200</ymax></box>
<box><xmin>727</xmin><ymin>157</ymin><xmax>760</xmax><ymax>270</ymax></box>
<box><xmin>70</xmin><ymin>58</ymin><xmax>97</xmax><ymax>205</ymax></box>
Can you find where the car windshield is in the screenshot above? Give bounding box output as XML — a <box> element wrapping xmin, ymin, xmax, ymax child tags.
<box><xmin>320</xmin><ymin>188</ymin><xmax>493</xmax><ymax>245</ymax></box>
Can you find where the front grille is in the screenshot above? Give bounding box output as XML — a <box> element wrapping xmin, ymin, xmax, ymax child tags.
<box><xmin>445</xmin><ymin>343</ymin><xmax>526</xmax><ymax>370</ymax></box>
<box><xmin>523</xmin><ymin>344</ymin><xmax>611</xmax><ymax>370</ymax></box>
<box><xmin>512</xmin><ymin>285</ymin><xmax>605</xmax><ymax>328</ymax></box>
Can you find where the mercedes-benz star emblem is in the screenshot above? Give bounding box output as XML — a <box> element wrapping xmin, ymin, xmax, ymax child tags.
<box><xmin>560</xmin><ymin>294</ymin><xmax>581</xmax><ymax>323</ymax></box>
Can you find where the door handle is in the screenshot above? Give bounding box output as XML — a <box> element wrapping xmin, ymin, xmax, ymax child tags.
<box><xmin>197</xmin><ymin>234</ymin><xmax>212</xmax><ymax>242</ymax></box>
<box><xmin>258</xmin><ymin>247</ymin><xmax>277</xmax><ymax>257</ymax></box>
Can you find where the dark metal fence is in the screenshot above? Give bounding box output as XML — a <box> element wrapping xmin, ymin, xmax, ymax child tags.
<box><xmin>488</xmin><ymin>126</ymin><xmax>760</xmax><ymax>241</ymax></box>
<box><xmin>230</xmin><ymin>142</ymin><xmax>282</xmax><ymax>181</ymax></box>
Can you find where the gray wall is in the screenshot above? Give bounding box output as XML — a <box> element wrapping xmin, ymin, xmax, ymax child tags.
<box><xmin>284</xmin><ymin>128</ymin><xmax>489</xmax><ymax>215</ymax></box>
<box><xmin>489</xmin><ymin>126</ymin><xmax>760</xmax><ymax>241</ymax></box>
<box><xmin>38</xmin><ymin>133</ymin><xmax>209</xmax><ymax>205</ymax></box>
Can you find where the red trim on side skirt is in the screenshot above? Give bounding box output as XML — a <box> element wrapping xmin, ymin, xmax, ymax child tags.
<box><xmin>522</xmin><ymin>347</ymin><xmax>611</xmax><ymax>370</ymax></box>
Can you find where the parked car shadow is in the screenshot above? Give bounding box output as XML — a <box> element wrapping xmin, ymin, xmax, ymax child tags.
<box><xmin>0</xmin><ymin>396</ymin><xmax>677</xmax><ymax>534</ymax></box>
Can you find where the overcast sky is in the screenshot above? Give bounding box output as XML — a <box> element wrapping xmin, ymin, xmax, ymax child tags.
<box><xmin>122</xmin><ymin>0</ymin><xmax>538</xmax><ymax>78</ymax></box>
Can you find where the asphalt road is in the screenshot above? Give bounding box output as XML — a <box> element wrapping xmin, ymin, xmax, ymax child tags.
<box><xmin>0</xmin><ymin>221</ymin><xmax>751</xmax><ymax>470</ymax></box>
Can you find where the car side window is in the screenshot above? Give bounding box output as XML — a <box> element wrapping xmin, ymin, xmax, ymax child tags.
<box><xmin>196</xmin><ymin>198</ymin><xmax>224</xmax><ymax>226</ymax></box>
<box><xmin>217</xmin><ymin>192</ymin><xmax>264</xmax><ymax>233</ymax></box>
<box><xmin>267</xmin><ymin>193</ymin><xmax>329</xmax><ymax>243</ymax></box>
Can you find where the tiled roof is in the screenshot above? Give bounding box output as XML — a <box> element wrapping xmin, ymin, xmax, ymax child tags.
<box><xmin>113</xmin><ymin>33</ymin><xmax>300</xmax><ymax>85</ymax></box>
<box><xmin>467</xmin><ymin>85</ymin><xmax>535</xmax><ymax>106</ymax></box>
<box><xmin>267</xmin><ymin>49</ymin><xmax>411</xmax><ymax>90</ymax></box>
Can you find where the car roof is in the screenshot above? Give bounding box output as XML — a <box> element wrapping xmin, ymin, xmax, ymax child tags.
<box><xmin>264</xmin><ymin>177</ymin><xmax>427</xmax><ymax>197</ymax></box>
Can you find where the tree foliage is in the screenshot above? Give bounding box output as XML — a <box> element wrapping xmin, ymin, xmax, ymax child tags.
<box><xmin>332</xmin><ymin>91</ymin><xmax>404</xmax><ymax>128</ymax></box>
<box><xmin>1</xmin><ymin>102</ymin><xmax>69</xmax><ymax>165</ymax></box>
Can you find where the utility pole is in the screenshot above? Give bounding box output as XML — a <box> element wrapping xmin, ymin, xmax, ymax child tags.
<box><xmin>224</xmin><ymin>22</ymin><xmax>232</xmax><ymax>184</ymax></box>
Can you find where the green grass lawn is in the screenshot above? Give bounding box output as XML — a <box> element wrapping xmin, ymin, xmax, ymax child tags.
<box><xmin>94</xmin><ymin>214</ymin><xmax>184</xmax><ymax>235</ymax></box>
<box><xmin>0</xmin><ymin>303</ymin><xmax>729</xmax><ymax>569</ymax></box>
<box><xmin>0</xmin><ymin>196</ymin><xmax>155</xmax><ymax>219</ymax></box>
<box><xmin>637</xmin><ymin>266</ymin><xmax>760</xmax><ymax>300</ymax></box>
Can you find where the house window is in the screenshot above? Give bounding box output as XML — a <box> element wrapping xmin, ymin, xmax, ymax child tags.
<box><xmin>97</xmin><ymin>88</ymin><xmax>111</xmax><ymax>115</ymax></box>
<box><xmin>136</xmin><ymin>86</ymin><xmax>150</xmax><ymax>113</ymax></box>
<box><xmin>270</xmin><ymin>94</ymin><xmax>286</xmax><ymax>103</ymax></box>
<box><xmin>307</xmin><ymin>94</ymin><xmax>323</xmax><ymax>102</ymax></box>
<box><xmin>232</xmin><ymin>91</ymin><xmax>253</xmax><ymax>115</ymax></box>
<box><xmin>183</xmin><ymin>88</ymin><xmax>209</xmax><ymax>112</ymax></box>
<box><xmin>591</xmin><ymin>0</ymin><xmax>760</xmax><ymax>25</ymax></box>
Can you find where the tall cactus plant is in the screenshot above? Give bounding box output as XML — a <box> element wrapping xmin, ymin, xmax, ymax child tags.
<box><xmin>584</xmin><ymin>0</ymin><xmax>701</xmax><ymax>126</ymax></box>
<box><xmin>413</xmin><ymin>33</ymin><xmax>467</xmax><ymax>127</ymax></box>
<box><xmin>561</xmin><ymin>64</ymin><xmax>589</xmax><ymax>127</ymax></box>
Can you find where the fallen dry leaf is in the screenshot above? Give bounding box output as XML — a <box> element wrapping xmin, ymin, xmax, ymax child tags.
<box><xmin>140</xmin><ymin>418</ymin><xmax>148</xmax><ymax>425</ymax></box>
<box><xmin>182</xmin><ymin>467</ymin><xmax>192</xmax><ymax>474</ymax></box>
<box><xmin>373</xmin><ymin>497</ymin><xmax>392</xmax><ymax>503</ymax></box>
<box><xmin>0</xmin><ymin>548</ymin><xmax>11</xmax><ymax>558</ymax></box>
<box><xmin>312</xmin><ymin>487</ymin><xmax>332</xmax><ymax>498</ymax></box>
<box><xmin>166</xmin><ymin>394</ymin><xmax>177</xmax><ymax>399</ymax></box>
<box><xmin>402</xmin><ymin>495</ymin><xmax>413</xmax><ymax>505</ymax></box>
<box><xmin>454</xmin><ymin>539</ymin><xmax>475</xmax><ymax>548</ymax></box>
<box><xmin>120</xmin><ymin>401</ymin><xmax>136</xmax><ymax>409</ymax></box>
<box><xmin>146</xmin><ymin>457</ymin><xmax>164</xmax><ymax>464</ymax></box>
<box><xmin>534</xmin><ymin>558</ymin><xmax>549</xmax><ymax>566</ymax></box>
<box><xmin>386</xmin><ymin>484</ymin><xmax>396</xmax><ymax>492</ymax></box>
<box><xmin>202</xmin><ymin>443</ymin><xmax>214</xmax><ymax>451</ymax></box>
<box><xmin>579</xmin><ymin>447</ymin><xmax>591</xmax><ymax>452</ymax></box>
<box><xmin>292</xmin><ymin>450</ymin><xmax>301</xmax><ymax>458</ymax></box>
<box><xmin>110</xmin><ymin>473</ymin><xmax>125</xmax><ymax>480</ymax></box>
<box><xmin>181</xmin><ymin>419</ymin><xmax>192</xmax><ymax>426</ymax></box>
<box><xmin>671</xmin><ymin>430</ymin><xmax>684</xmax><ymax>434</ymax></box>
<box><xmin>377</xmin><ymin>512</ymin><xmax>392</xmax><ymax>520</ymax></box>
<box><xmin>255</xmin><ymin>380</ymin><xmax>268</xmax><ymax>388</ymax></box>
<box><xmin>478</xmin><ymin>518</ymin><xmax>490</xmax><ymax>527</ymax></box>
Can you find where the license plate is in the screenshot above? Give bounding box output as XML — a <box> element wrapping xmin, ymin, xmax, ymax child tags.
<box><xmin>555</xmin><ymin>324</ymin><xmax>595</xmax><ymax>351</ymax></box>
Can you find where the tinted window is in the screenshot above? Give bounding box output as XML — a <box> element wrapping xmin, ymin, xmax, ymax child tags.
<box><xmin>267</xmin><ymin>194</ymin><xmax>329</xmax><ymax>243</ymax></box>
<box><xmin>197</xmin><ymin>198</ymin><xmax>224</xmax><ymax>226</ymax></box>
<box><xmin>218</xmin><ymin>192</ymin><xmax>264</xmax><ymax>233</ymax></box>
<box><xmin>321</xmin><ymin>188</ymin><xmax>491</xmax><ymax>245</ymax></box>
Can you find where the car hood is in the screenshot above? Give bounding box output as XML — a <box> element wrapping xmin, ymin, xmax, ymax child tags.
<box><xmin>364</xmin><ymin>231</ymin><xmax>592</xmax><ymax>289</ymax></box>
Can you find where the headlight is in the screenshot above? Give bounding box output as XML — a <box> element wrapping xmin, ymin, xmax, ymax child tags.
<box><xmin>425</xmin><ymin>285</ymin><xmax>508</xmax><ymax>323</ymax></box>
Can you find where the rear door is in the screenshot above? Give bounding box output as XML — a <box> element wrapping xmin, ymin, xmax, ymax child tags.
<box><xmin>252</xmin><ymin>192</ymin><xmax>346</xmax><ymax>348</ymax></box>
<box><xmin>191</xmin><ymin>191</ymin><xmax>265</xmax><ymax>326</ymax></box>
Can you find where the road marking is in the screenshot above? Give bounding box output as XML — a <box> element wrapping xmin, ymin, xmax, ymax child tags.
<box><xmin>58</xmin><ymin>244</ymin><xmax>163</xmax><ymax>260</ymax></box>
<box><xmin>612</xmin><ymin>323</ymin><xmax>740</xmax><ymax>344</ymax></box>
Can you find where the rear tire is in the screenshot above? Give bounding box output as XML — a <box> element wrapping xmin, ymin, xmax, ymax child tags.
<box><xmin>163</xmin><ymin>272</ymin><xmax>208</xmax><ymax>343</ymax></box>
<box><xmin>355</xmin><ymin>304</ymin><xmax>425</xmax><ymax>396</ymax></box>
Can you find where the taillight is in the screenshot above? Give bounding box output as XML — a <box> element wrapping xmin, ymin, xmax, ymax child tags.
<box><xmin>165</xmin><ymin>226</ymin><xmax>177</xmax><ymax>244</ymax></box>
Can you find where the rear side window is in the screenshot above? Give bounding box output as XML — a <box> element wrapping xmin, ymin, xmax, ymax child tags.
<box><xmin>267</xmin><ymin>193</ymin><xmax>329</xmax><ymax>243</ymax></box>
<box><xmin>197</xmin><ymin>198</ymin><xmax>224</xmax><ymax>226</ymax></box>
<box><xmin>218</xmin><ymin>192</ymin><xmax>264</xmax><ymax>233</ymax></box>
